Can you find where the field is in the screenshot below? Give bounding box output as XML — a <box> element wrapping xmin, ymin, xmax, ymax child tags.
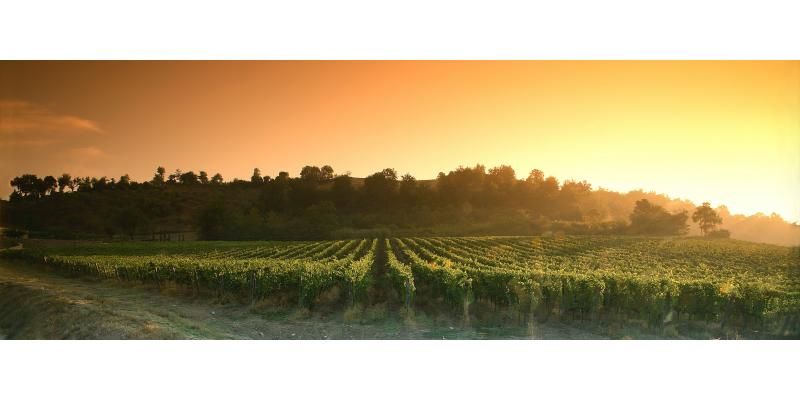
<box><xmin>3</xmin><ymin>236</ymin><xmax>799</xmax><ymax>337</ymax></box>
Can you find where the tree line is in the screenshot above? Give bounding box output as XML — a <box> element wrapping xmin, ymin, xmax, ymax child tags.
<box><xmin>8</xmin><ymin>167</ymin><xmax>225</xmax><ymax>199</ymax></box>
<box><xmin>6</xmin><ymin>164</ymin><xmax>729</xmax><ymax>240</ymax></box>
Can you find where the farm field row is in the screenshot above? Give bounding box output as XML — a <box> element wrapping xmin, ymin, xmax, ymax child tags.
<box><xmin>389</xmin><ymin>237</ymin><xmax>799</xmax><ymax>329</ymax></box>
<box><xmin>4</xmin><ymin>236</ymin><xmax>798</xmax><ymax>334</ymax></box>
<box><xmin>8</xmin><ymin>239</ymin><xmax>377</xmax><ymax>307</ymax></box>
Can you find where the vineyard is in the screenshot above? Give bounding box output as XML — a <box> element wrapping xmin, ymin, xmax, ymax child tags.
<box><xmin>3</xmin><ymin>236</ymin><xmax>799</xmax><ymax>336</ymax></box>
<box><xmin>6</xmin><ymin>239</ymin><xmax>377</xmax><ymax>308</ymax></box>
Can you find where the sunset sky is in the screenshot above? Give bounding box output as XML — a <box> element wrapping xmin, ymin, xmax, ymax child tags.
<box><xmin>1</xmin><ymin>61</ymin><xmax>798</xmax><ymax>221</ymax></box>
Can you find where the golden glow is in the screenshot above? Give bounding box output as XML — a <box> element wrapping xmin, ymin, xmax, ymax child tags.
<box><xmin>1</xmin><ymin>61</ymin><xmax>798</xmax><ymax>221</ymax></box>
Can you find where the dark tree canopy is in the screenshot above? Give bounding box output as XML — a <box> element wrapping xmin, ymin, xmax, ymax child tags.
<box><xmin>6</xmin><ymin>163</ymin><xmax>787</xmax><ymax>242</ymax></box>
<box><xmin>179</xmin><ymin>171</ymin><xmax>199</xmax><ymax>185</ymax></box>
<box><xmin>251</xmin><ymin>168</ymin><xmax>263</xmax><ymax>184</ymax></box>
<box><xmin>57</xmin><ymin>173</ymin><xmax>73</xmax><ymax>193</ymax></box>
<box><xmin>152</xmin><ymin>166</ymin><xmax>166</xmax><ymax>185</ymax></box>
<box><xmin>629</xmin><ymin>199</ymin><xmax>689</xmax><ymax>236</ymax></box>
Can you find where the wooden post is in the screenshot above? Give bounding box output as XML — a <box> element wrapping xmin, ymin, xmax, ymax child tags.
<box><xmin>404</xmin><ymin>279</ymin><xmax>412</xmax><ymax>310</ymax></box>
<box><xmin>463</xmin><ymin>289</ymin><xmax>471</xmax><ymax>326</ymax></box>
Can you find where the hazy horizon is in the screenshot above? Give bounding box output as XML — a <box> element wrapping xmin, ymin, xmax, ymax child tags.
<box><xmin>2</xmin><ymin>61</ymin><xmax>798</xmax><ymax>222</ymax></box>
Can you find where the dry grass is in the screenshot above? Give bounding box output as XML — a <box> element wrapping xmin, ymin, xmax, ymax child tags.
<box><xmin>343</xmin><ymin>305</ymin><xmax>364</xmax><ymax>322</ymax></box>
<box><xmin>364</xmin><ymin>303</ymin><xmax>388</xmax><ymax>322</ymax></box>
<box><xmin>289</xmin><ymin>307</ymin><xmax>312</xmax><ymax>320</ymax></box>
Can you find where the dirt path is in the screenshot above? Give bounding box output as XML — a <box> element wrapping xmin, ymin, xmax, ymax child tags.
<box><xmin>0</xmin><ymin>259</ymin><xmax>612</xmax><ymax>339</ymax></box>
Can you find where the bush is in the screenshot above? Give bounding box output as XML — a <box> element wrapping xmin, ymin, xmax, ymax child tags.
<box><xmin>2</xmin><ymin>228</ymin><xmax>27</xmax><ymax>239</ymax></box>
<box><xmin>707</xmin><ymin>229</ymin><xmax>731</xmax><ymax>239</ymax></box>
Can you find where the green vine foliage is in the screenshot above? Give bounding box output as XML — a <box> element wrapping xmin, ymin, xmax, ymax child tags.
<box><xmin>2</xmin><ymin>235</ymin><xmax>797</xmax><ymax>332</ymax></box>
<box><xmin>395</xmin><ymin>236</ymin><xmax>799</xmax><ymax>327</ymax></box>
<box><xmin>6</xmin><ymin>239</ymin><xmax>378</xmax><ymax>309</ymax></box>
<box><xmin>385</xmin><ymin>239</ymin><xmax>415</xmax><ymax>308</ymax></box>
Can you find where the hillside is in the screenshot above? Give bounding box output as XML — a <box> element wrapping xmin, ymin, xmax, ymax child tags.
<box><xmin>2</xmin><ymin>166</ymin><xmax>798</xmax><ymax>246</ymax></box>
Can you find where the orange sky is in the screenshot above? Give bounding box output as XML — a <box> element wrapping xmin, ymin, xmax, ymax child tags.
<box><xmin>1</xmin><ymin>61</ymin><xmax>798</xmax><ymax>221</ymax></box>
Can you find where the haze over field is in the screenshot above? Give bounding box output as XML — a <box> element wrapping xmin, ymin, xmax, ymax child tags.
<box><xmin>1</xmin><ymin>61</ymin><xmax>798</xmax><ymax>222</ymax></box>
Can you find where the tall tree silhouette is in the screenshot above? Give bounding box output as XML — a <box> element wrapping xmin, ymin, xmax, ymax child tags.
<box><xmin>692</xmin><ymin>202</ymin><xmax>723</xmax><ymax>236</ymax></box>
<box><xmin>152</xmin><ymin>166</ymin><xmax>166</xmax><ymax>185</ymax></box>
<box><xmin>251</xmin><ymin>168</ymin><xmax>264</xmax><ymax>184</ymax></box>
<box><xmin>57</xmin><ymin>173</ymin><xmax>72</xmax><ymax>193</ymax></box>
